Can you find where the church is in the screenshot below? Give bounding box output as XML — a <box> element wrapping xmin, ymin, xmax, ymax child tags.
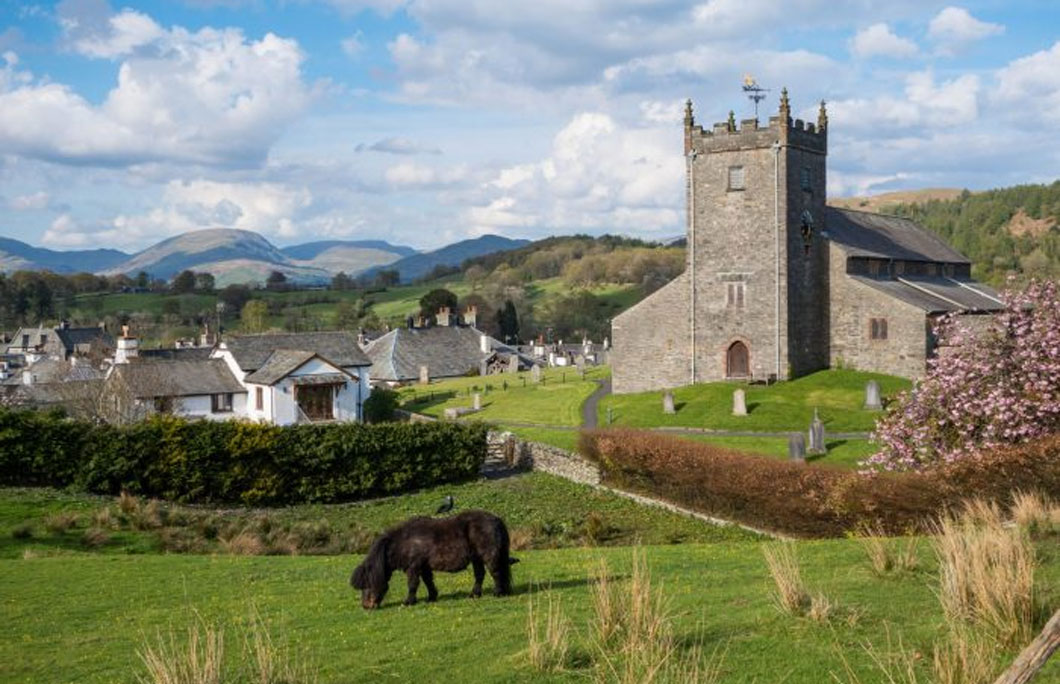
<box><xmin>611</xmin><ymin>91</ymin><xmax>1003</xmax><ymax>394</ymax></box>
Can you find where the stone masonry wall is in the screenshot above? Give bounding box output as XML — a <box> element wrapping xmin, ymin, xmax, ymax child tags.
<box><xmin>610</xmin><ymin>272</ymin><xmax>691</xmax><ymax>394</ymax></box>
<box><xmin>828</xmin><ymin>242</ymin><xmax>927</xmax><ymax>378</ymax></box>
<box><xmin>486</xmin><ymin>430</ymin><xmax>601</xmax><ymax>485</ymax></box>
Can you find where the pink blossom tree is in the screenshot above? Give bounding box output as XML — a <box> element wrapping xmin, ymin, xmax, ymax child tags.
<box><xmin>864</xmin><ymin>279</ymin><xmax>1060</xmax><ymax>471</ymax></box>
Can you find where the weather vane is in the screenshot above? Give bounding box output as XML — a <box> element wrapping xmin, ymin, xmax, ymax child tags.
<box><xmin>742</xmin><ymin>74</ymin><xmax>769</xmax><ymax>120</ymax></box>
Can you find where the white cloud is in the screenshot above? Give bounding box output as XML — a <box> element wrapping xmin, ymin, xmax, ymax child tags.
<box><xmin>850</xmin><ymin>23</ymin><xmax>918</xmax><ymax>59</ymax></box>
<box><xmin>995</xmin><ymin>41</ymin><xmax>1060</xmax><ymax>125</ymax></box>
<box><xmin>361</xmin><ymin>136</ymin><xmax>442</xmax><ymax>155</ymax></box>
<box><xmin>384</xmin><ymin>162</ymin><xmax>467</xmax><ymax>188</ymax></box>
<box><xmin>341</xmin><ymin>31</ymin><xmax>364</xmax><ymax>56</ymax></box>
<box><xmin>0</xmin><ymin>13</ymin><xmax>310</xmax><ymax>169</ymax></box>
<box><xmin>9</xmin><ymin>191</ymin><xmax>49</xmax><ymax>210</ymax></box>
<box><xmin>928</xmin><ymin>7</ymin><xmax>1003</xmax><ymax>55</ymax></box>
<box><xmin>829</xmin><ymin>70</ymin><xmax>980</xmax><ymax>132</ymax></box>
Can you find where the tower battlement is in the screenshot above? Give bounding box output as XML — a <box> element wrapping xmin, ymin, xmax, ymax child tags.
<box><xmin>684</xmin><ymin>89</ymin><xmax>827</xmax><ymax>155</ymax></box>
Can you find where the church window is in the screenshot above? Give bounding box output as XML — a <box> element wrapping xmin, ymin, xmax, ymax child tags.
<box><xmin>727</xmin><ymin>166</ymin><xmax>745</xmax><ymax>191</ymax></box>
<box><xmin>800</xmin><ymin>166</ymin><xmax>812</xmax><ymax>191</ymax></box>
<box><xmin>870</xmin><ymin>318</ymin><xmax>888</xmax><ymax>341</ymax></box>
<box><xmin>726</xmin><ymin>282</ymin><xmax>745</xmax><ymax>309</ymax></box>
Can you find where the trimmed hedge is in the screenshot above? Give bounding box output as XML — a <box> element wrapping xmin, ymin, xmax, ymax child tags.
<box><xmin>0</xmin><ymin>409</ymin><xmax>487</xmax><ymax>505</ymax></box>
<box><xmin>580</xmin><ymin>429</ymin><xmax>1060</xmax><ymax>538</ymax></box>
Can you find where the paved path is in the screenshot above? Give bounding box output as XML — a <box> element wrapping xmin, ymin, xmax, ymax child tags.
<box><xmin>580</xmin><ymin>377</ymin><xmax>611</xmax><ymax>428</ymax></box>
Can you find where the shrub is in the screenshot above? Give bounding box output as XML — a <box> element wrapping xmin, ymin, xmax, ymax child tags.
<box><xmin>0</xmin><ymin>410</ymin><xmax>488</xmax><ymax>506</ymax></box>
<box><xmin>580</xmin><ymin>429</ymin><xmax>1060</xmax><ymax>537</ymax></box>
<box><xmin>868</xmin><ymin>279</ymin><xmax>1060</xmax><ymax>471</ymax></box>
<box><xmin>363</xmin><ymin>388</ymin><xmax>400</xmax><ymax>423</ymax></box>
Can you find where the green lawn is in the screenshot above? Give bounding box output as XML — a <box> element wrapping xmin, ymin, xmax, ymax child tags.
<box><xmin>600</xmin><ymin>369</ymin><xmax>912</xmax><ymax>433</ymax></box>
<box><xmin>401</xmin><ymin>366</ymin><xmax>609</xmax><ymax>427</ymax></box>
<box><xmin>3</xmin><ymin>537</ymin><xmax>1056</xmax><ymax>683</ymax></box>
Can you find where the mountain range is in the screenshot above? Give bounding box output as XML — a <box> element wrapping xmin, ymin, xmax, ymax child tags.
<box><xmin>0</xmin><ymin>229</ymin><xmax>529</xmax><ymax>286</ymax></box>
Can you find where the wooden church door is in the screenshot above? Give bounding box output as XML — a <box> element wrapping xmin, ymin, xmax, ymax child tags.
<box><xmin>726</xmin><ymin>341</ymin><xmax>749</xmax><ymax>378</ymax></box>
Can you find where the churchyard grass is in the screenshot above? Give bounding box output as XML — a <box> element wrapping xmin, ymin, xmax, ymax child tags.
<box><xmin>400</xmin><ymin>366</ymin><xmax>609</xmax><ymax>426</ymax></box>
<box><xmin>3</xmin><ymin>535</ymin><xmax>1057</xmax><ymax>682</ymax></box>
<box><xmin>598</xmin><ymin>369</ymin><xmax>911</xmax><ymax>433</ymax></box>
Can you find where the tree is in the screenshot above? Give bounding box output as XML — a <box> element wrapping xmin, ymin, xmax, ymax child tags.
<box><xmin>265</xmin><ymin>270</ymin><xmax>288</xmax><ymax>291</ymax></box>
<box><xmin>419</xmin><ymin>288</ymin><xmax>458</xmax><ymax>319</ymax></box>
<box><xmin>171</xmin><ymin>270</ymin><xmax>197</xmax><ymax>294</ymax></box>
<box><xmin>241</xmin><ymin>299</ymin><xmax>269</xmax><ymax>333</ymax></box>
<box><xmin>373</xmin><ymin>269</ymin><xmax>400</xmax><ymax>288</ymax></box>
<box><xmin>195</xmin><ymin>272</ymin><xmax>216</xmax><ymax>293</ymax></box>
<box><xmin>497</xmin><ymin>299</ymin><xmax>519</xmax><ymax>342</ymax></box>
<box><xmin>866</xmin><ymin>279</ymin><xmax>1060</xmax><ymax>471</ymax></box>
<box><xmin>218</xmin><ymin>284</ymin><xmax>252</xmax><ymax>315</ymax></box>
<box><xmin>334</xmin><ymin>299</ymin><xmax>364</xmax><ymax>330</ymax></box>
<box><xmin>331</xmin><ymin>271</ymin><xmax>354</xmax><ymax>291</ymax></box>
<box><xmin>135</xmin><ymin>271</ymin><xmax>150</xmax><ymax>289</ymax></box>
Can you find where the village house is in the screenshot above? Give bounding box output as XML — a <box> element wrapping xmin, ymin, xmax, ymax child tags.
<box><xmin>611</xmin><ymin>92</ymin><xmax>1003</xmax><ymax>393</ymax></box>
<box><xmin>5</xmin><ymin>321</ymin><xmax>113</xmax><ymax>364</ymax></box>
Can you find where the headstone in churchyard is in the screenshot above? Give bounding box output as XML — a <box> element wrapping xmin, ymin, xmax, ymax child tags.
<box><xmin>473</xmin><ymin>393</ymin><xmax>481</xmax><ymax>411</ymax></box>
<box><xmin>663</xmin><ymin>390</ymin><xmax>676</xmax><ymax>415</ymax></box>
<box><xmin>808</xmin><ymin>408</ymin><xmax>825</xmax><ymax>455</ymax></box>
<box><xmin>788</xmin><ymin>433</ymin><xmax>806</xmax><ymax>462</ymax></box>
<box><xmin>575</xmin><ymin>354</ymin><xmax>586</xmax><ymax>373</ymax></box>
<box><xmin>864</xmin><ymin>380</ymin><xmax>882</xmax><ymax>410</ymax></box>
<box><xmin>419</xmin><ymin>364</ymin><xmax>429</xmax><ymax>385</ymax></box>
<box><xmin>531</xmin><ymin>364</ymin><xmax>542</xmax><ymax>383</ymax></box>
<box><xmin>732</xmin><ymin>388</ymin><xmax>747</xmax><ymax>416</ymax></box>
<box><xmin>507</xmin><ymin>355</ymin><xmax>519</xmax><ymax>373</ymax></box>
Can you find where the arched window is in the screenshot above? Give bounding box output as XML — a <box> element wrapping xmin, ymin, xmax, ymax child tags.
<box><xmin>726</xmin><ymin>341</ymin><xmax>750</xmax><ymax>378</ymax></box>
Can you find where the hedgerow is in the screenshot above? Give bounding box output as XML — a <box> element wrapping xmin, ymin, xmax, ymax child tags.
<box><xmin>0</xmin><ymin>409</ymin><xmax>487</xmax><ymax>505</ymax></box>
<box><xmin>580</xmin><ymin>429</ymin><xmax>1060</xmax><ymax>538</ymax></box>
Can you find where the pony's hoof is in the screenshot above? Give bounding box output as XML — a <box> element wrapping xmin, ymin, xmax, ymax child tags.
<box><xmin>403</xmin><ymin>598</ymin><xmax>417</xmax><ymax>606</ymax></box>
<box><xmin>468</xmin><ymin>592</ymin><xmax>481</xmax><ymax>599</ymax></box>
<box><xmin>426</xmin><ymin>594</ymin><xmax>438</xmax><ymax>603</ymax></box>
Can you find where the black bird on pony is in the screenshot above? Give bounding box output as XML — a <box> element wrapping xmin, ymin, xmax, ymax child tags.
<box><xmin>350</xmin><ymin>510</ymin><xmax>518</xmax><ymax>610</ymax></box>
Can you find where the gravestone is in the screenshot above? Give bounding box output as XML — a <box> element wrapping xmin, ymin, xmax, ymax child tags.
<box><xmin>418</xmin><ymin>364</ymin><xmax>430</xmax><ymax>385</ymax></box>
<box><xmin>732</xmin><ymin>389</ymin><xmax>747</xmax><ymax>416</ymax></box>
<box><xmin>530</xmin><ymin>364</ymin><xmax>542</xmax><ymax>384</ymax></box>
<box><xmin>808</xmin><ymin>408</ymin><xmax>825</xmax><ymax>455</ymax></box>
<box><xmin>472</xmin><ymin>393</ymin><xmax>481</xmax><ymax>411</ymax></box>
<box><xmin>507</xmin><ymin>355</ymin><xmax>519</xmax><ymax>374</ymax></box>
<box><xmin>864</xmin><ymin>380</ymin><xmax>882</xmax><ymax>410</ymax></box>
<box><xmin>663</xmin><ymin>390</ymin><xmax>676</xmax><ymax>415</ymax></box>
<box><xmin>788</xmin><ymin>433</ymin><xmax>806</xmax><ymax>462</ymax></box>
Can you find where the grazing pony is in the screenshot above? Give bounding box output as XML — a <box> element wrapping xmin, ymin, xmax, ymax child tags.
<box><xmin>350</xmin><ymin>510</ymin><xmax>516</xmax><ymax>609</ymax></box>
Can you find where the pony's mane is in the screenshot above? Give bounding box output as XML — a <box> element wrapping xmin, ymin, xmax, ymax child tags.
<box><xmin>351</xmin><ymin>533</ymin><xmax>391</xmax><ymax>596</ymax></box>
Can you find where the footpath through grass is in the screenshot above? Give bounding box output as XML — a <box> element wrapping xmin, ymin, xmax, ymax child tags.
<box><xmin>400</xmin><ymin>366</ymin><xmax>609</xmax><ymax>427</ymax></box>
<box><xmin>3</xmin><ymin>537</ymin><xmax>1057</xmax><ymax>683</ymax></box>
<box><xmin>599</xmin><ymin>369</ymin><xmax>911</xmax><ymax>433</ymax></box>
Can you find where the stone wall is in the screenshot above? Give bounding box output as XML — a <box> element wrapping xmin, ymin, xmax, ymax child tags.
<box><xmin>828</xmin><ymin>242</ymin><xmax>928</xmax><ymax>378</ymax></box>
<box><xmin>485</xmin><ymin>430</ymin><xmax>601</xmax><ymax>485</ymax></box>
<box><xmin>610</xmin><ymin>272</ymin><xmax>692</xmax><ymax>394</ymax></box>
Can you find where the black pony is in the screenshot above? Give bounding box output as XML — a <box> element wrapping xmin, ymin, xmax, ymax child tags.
<box><xmin>350</xmin><ymin>510</ymin><xmax>517</xmax><ymax>609</ymax></box>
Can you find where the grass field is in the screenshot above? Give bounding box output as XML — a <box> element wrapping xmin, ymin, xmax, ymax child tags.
<box><xmin>3</xmin><ymin>535</ymin><xmax>1056</xmax><ymax>682</ymax></box>
<box><xmin>401</xmin><ymin>366</ymin><xmax>610</xmax><ymax>427</ymax></box>
<box><xmin>599</xmin><ymin>369</ymin><xmax>912</xmax><ymax>433</ymax></box>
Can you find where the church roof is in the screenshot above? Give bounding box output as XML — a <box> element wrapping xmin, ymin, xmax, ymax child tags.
<box><xmin>825</xmin><ymin>207</ymin><xmax>970</xmax><ymax>264</ymax></box>
<box><xmin>849</xmin><ymin>276</ymin><xmax>1004</xmax><ymax>313</ymax></box>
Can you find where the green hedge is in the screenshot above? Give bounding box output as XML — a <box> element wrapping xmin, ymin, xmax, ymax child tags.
<box><xmin>0</xmin><ymin>409</ymin><xmax>487</xmax><ymax>505</ymax></box>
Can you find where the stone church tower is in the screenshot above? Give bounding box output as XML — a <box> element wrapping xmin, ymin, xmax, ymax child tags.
<box><xmin>611</xmin><ymin>91</ymin><xmax>831</xmax><ymax>392</ymax></box>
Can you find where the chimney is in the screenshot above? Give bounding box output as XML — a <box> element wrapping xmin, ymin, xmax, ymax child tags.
<box><xmin>463</xmin><ymin>305</ymin><xmax>477</xmax><ymax>328</ymax></box>
<box><xmin>60</xmin><ymin>320</ymin><xmax>70</xmax><ymax>330</ymax></box>
<box><xmin>480</xmin><ymin>334</ymin><xmax>490</xmax><ymax>354</ymax></box>
<box><xmin>22</xmin><ymin>369</ymin><xmax>33</xmax><ymax>385</ymax></box>
<box><xmin>115</xmin><ymin>325</ymin><xmax>139</xmax><ymax>364</ymax></box>
<box><xmin>357</xmin><ymin>329</ymin><xmax>367</xmax><ymax>347</ymax></box>
<box><xmin>436</xmin><ymin>306</ymin><xmax>452</xmax><ymax>327</ymax></box>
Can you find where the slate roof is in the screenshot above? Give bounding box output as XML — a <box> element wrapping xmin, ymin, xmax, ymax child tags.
<box><xmin>849</xmin><ymin>276</ymin><xmax>1004</xmax><ymax>313</ymax></box>
<box><xmin>56</xmin><ymin>327</ymin><xmax>115</xmax><ymax>353</ymax></box>
<box><xmin>825</xmin><ymin>207</ymin><xmax>971</xmax><ymax>263</ymax></box>
<box><xmin>223</xmin><ymin>331</ymin><xmax>370</xmax><ymax>371</ymax></box>
<box><xmin>365</xmin><ymin>326</ymin><xmax>513</xmax><ymax>382</ymax></box>
<box><xmin>243</xmin><ymin>350</ymin><xmax>337</xmax><ymax>385</ymax></box>
<box><xmin>109</xmin><ymin>359</ymin><xmax>246</xmax><ymax>398</ymax></box>
<box><xmin>139</xmin><ymin>347</ymin><xmax>214</xmax><ymax>361</ymax></box>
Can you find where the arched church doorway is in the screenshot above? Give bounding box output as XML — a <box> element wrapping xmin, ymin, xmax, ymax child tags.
<box><xmin>726</xmin><ymin>341</ymin><xmax>749</xmax><ymax>378</ymax></box>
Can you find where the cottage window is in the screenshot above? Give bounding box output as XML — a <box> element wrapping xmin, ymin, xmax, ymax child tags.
<box><xmin>39</xmin><ymin>334</ymin><xmax>47</xmax><ymax>346</ymax></box>
<box><xmin>255</xmin><ymin>386</ymin><xmax>264</xmax><ymax>411</ymax></box>
<box><xmin>21</xmin><ymin>334</ymin><xmax>29</xmax><ymax>348</ymax></box>
<box><xmin>727</xmin><ymin>166</ymin><xmax>745</xmax><ymax>191</ymax></box>
<box><xmin>870</xmin><ymin>318</ymin><xmax>888</xmax><ymax>341</ymax></box>
<box><xmin>211</xmin><ymin>393</ymin><xmax>233</xmax><ymax>413</ymax></box>
<box><xmin>726</xmin><ymin>282</ymin><xmax>746</xmax><ymax>309</ymax></box>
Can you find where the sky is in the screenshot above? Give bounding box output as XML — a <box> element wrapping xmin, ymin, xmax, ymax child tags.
<box><xmin>0</xmin><ymin>0</ymin><xmax>1057</xmax><ymax>253</ymax></box>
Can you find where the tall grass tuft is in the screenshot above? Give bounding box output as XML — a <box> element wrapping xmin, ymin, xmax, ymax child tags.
<box><xmin>244</xmin><ymin>610</ymin><xmax>317</xmax><ymax>684</ymax></box>
<box><xmin>856</xmin><ymin>524</ymin><xmax>921</xmax><ymax>577</ymax></box>
<box><xmin>1010</xmin><ymin>491</ymin><xmax>1058</xmax><ymax>534</ymax></box>
<box><xmin>138</xmin><ymin>619</ymin><xmax>225</xmax><ymax>684</ymax></box>
<box><xmin>934</xmin><ymin>499</ymin><xmax>1037</xmax><ymax>648</ymax></box>
<box><xmin>526</xmin><ymin>589</ymin><xmax>570</xmax><ymax>673</ymax></box>
<box><xmin>762</xmin><ymin>542</ymin><xmax>810</xmax><ymax>616</ymax></box>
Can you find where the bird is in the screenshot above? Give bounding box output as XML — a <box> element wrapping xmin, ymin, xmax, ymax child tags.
<box><xmin>435</xmin><ymin>495</ymin><xmax>454</xmax><ymax>515</ymax></box>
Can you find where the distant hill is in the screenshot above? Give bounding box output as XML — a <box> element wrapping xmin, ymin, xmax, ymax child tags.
<box><xmin>828</xmin><ymin>188</ymin><xmax>966</xmax><ymax>213</ymax></box>
<box><xmin>0</xmin><ymin>236</ymin><xmax>128</xmax><ymax>274</ymax></box>
<box><xmin>281</xmin><ymin>240</ymin><xmax>417</xmax><ymax>276</ymax></box>
<box><xmin>365</xmin><ymin>235</ymin><xmax>532</xmax><ymax>282</ymax></box>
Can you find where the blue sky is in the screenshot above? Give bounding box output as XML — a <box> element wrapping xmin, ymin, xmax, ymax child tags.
<box><xmin>0</xmin><ymin>0</ymin><xmax>1057</xmax><ymax>253</ymax></box>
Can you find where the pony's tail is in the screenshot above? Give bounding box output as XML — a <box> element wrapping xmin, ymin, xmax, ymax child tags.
<box><xmin>494</xmin><ymin>520</ymin><xmax>513</xmax><ymax>596</ymax></box>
